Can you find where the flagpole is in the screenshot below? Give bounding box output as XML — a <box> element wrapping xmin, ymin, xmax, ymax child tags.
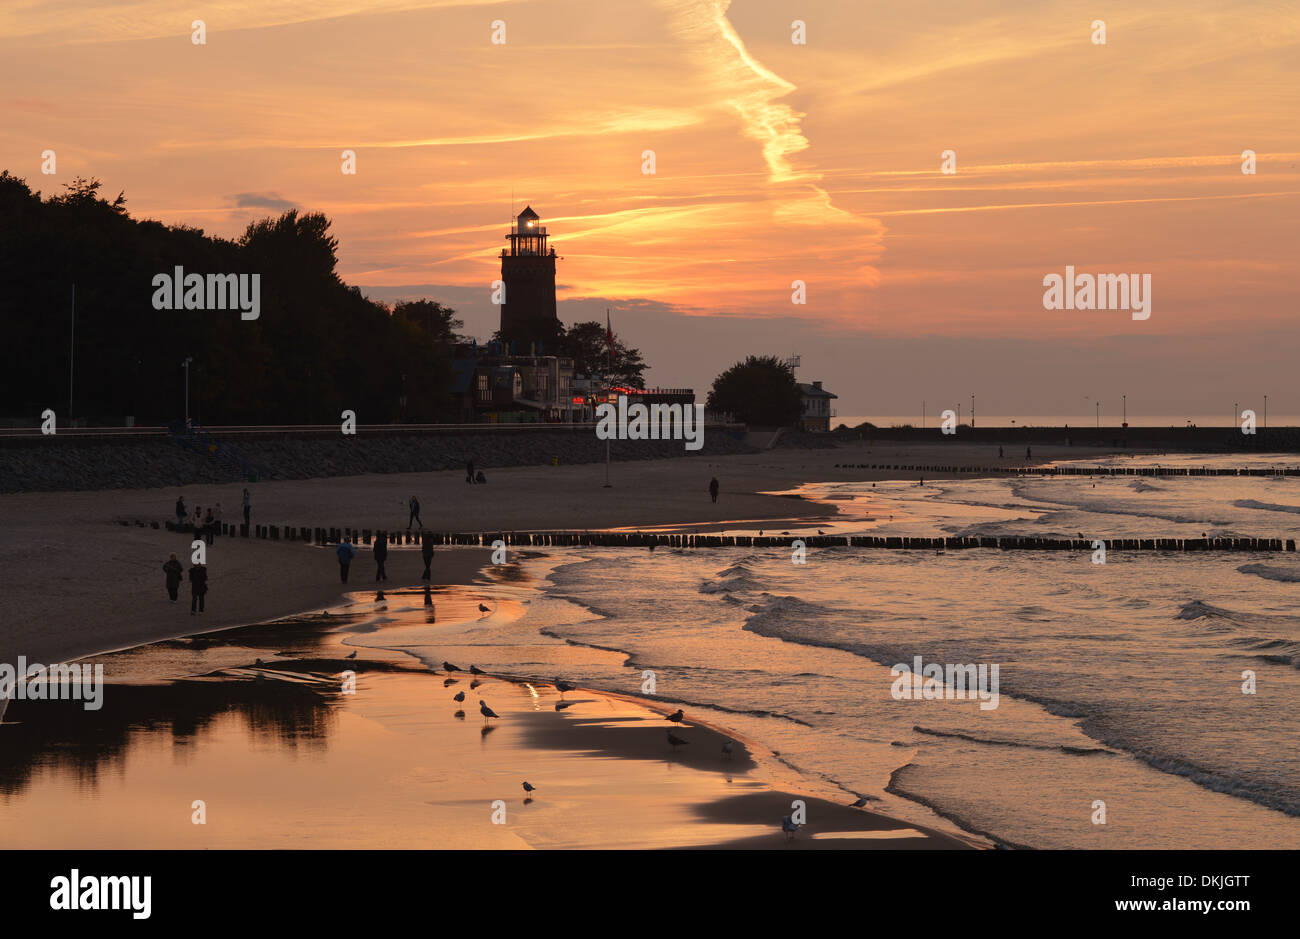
<box><xmin>603</xmin><ymin>308</ymin><xmax>612</xmax><ymax>487</ymax></box>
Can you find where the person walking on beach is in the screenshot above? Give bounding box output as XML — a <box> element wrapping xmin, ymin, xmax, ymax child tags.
<box><xmin>466</xmin><ymin>459</ymin><xmax>475</xmax><ymax>484</ymax></box>
<box><xmin>421</xmin><ymin>532</ymin><xmax>434</xmax><ymax>581</ymax></box>
<box><xmin>163</xmin><ymin>554</ymin><xmax>183</xmax><ymax>602</ymax></box>
<box><xmin>1026</xmin><ymin>446</ymin><xmax>1032</xmax><ymax>461</ymax></box>
<box><xmin>374</xmin><ymin>533</ymin><xmax>389</xmax><ymax>582</ymax></box>
<box><xmin>188</xmin><ymin>561</ymin><xmax>208</xmax><ymax>614</ymax></box>
<box><xmin>175</xmin><ymin>496</ymin><xmax>187</xmax><ymax>528</ymax></box>
<box><xmin>336</xmin><ymin>540</ymin><xmax>356</xmax><ymax>583</ymax></box>
<box><xmin>192</xmin><ymin>505</ymin><xmax>202</xmax><ymax>536</ymax></box>
<box><xmin>709</xmin><ymin>477</ymin><xmax>719</xmax><ymax>504</ymax></box>
<box><xmin>407</xmin><ymin>495</ymin><xmax>422</xmax><ymax>530</ymax></box>
<box><xmin>242</xmin><ymin>488</ymin><xmax>251</xmax><ymax>529</ymax></box>
<box><xmin>998</xmin><ymin>445</ymin><xmax>1004</xmax><ymax>459</ymax></box>
<box><xmin>203</xmin><ymin>507</ymin><xmax>215</xmax><ymax>545</ymax></box>
<box><xmin>213</xmin><ymin>502</ymin><xmax>223</xmax><ymax>539</ymax></box>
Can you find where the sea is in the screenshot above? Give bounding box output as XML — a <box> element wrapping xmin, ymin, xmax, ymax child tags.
<box><xmin>467</xmin><ymin>451</ymin><xmax>1300</xmax><ymax>848</ymax></box>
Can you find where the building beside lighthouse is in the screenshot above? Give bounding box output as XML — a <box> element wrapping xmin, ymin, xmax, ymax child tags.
<box><xmin>499</xmin><ymin>206</ymin><xmax>560</xmax><ymax>352</ymax></box>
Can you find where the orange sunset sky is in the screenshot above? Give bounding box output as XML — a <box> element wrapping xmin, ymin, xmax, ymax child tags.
<box><xmin>3</xmin><ymin>0</ymin><xmax>1298</xmax><ymax>419</ymax></box>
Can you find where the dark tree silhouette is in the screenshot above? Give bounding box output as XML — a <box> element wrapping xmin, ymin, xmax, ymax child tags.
<box><xmin>706</xmin><ymin>355</ymin><xmax>803</xmax><ymax>426</ymax></box>
<box><xmin>0</xmin><ymin>172</ymin><xmax>458</xmax><ymax>424</ymax></box>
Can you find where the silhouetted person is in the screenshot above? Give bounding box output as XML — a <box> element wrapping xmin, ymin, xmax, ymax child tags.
<box><xmin>336</xmin><ymin>540</ymin><xmax>356</xmax><ymax>583</ymax></box>
<box><xmin>189</xmin><ymin>562</ymin><xmax>208</xmax><ymax>614</ymax></box>
<box><xmin>408</xmin><ymin>495</ymin><xmax>422</xmax><ymax>529</ymax></box>
<box><xmin>1026</xmin><ymin>446</ymin><xmax>1032</xmax><ymax>461</ymax></box>
<box><xmin>175</xmin><ymin>496</ymin><xmax>186</xmax><ymax>527</ymax></box>
<box><xmin>192</xmin><ymin>505</ymin><xmax>202</xmax><ymax>537</ymax></box>
<box><xmin>421</xmin><ymin>533</ymin><xmax>434</xmax><ymax>581</ymax></box>
<box><xmin>374</xmin><ymin>534</ymin><xmax>388</xmax><ymax>582</ymax></box>
<box><xmin>242</xmin><ymin>488</ymin><xmax>251</xmax><ymax>528</ymax></box>
<box><xmin>163</xmin><ymin>554</ymin><xmax>183</xmax><ymax>602</ymax></box>
<box><xmin>998</xmin><ymin>445</ymin><xmax>1003</xmax><ymax>458</ymax></box>
<box><xmin>213</xmin><ymin>502</ymin><xmax>223</xmax><ymax>538</ymax></box>
<box><xmin>203</xmin><ymin>508</ymin><xmax>215</xmax><ymax>545</ymax></box>
<box><xmin>466</xmin><ymin>459</ymin><xmax>475</xmax><ymax>484</ymax></box>
<box><xmin>709</xmin><ymin>477</ymin><xmax>719</xmax><ymax>503</ymax></box>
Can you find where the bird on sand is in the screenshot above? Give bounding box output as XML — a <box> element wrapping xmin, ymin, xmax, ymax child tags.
<box><xmin>666</xmin><ymin>729</ymin><xmax>688</xmax><ymax>750</ymax></box>
<box><xmin>555</xmin><ymin>678</ymin><xmax>574</xmax><ymax>698</ymax></box>
<box><xmin>443</xmin><ymin>661</ymin><xmax>462</xmax><ymax>672</ymax></box>
<box><xmin>254</xmin><ymin>658</ymin><xmax>266</xmax><ymax>667</ymax></box>
<box><xmin>817</xmin><ymin>530</ymin><xmax>825</xmax><ymax>535</ymax></box>
<box><xmin>479</xmin><ymin>699</ymin><xmax>499</xmax><ymax>725</ymax></box>
<box><xmin>470</xmin><ymin>679</ymin><xmax>483</xmax><ymax>690</ymax></box>
<box><xmin>345</xmin><ymin>651</ymin><xmax>357</xmax><ymax>660</ymax></box>
<box><xmin>478</xmin><ymin>603</ymin><xmax>490</xmax><ymax>613</ymax></box>
<box><xmin>666</xmin><ymin>708</ymin><xmax>684</xmax><ymax>724</ymax></box>
<box><xmin>781</xmin><ymin>815</ymin><xmax>800</xmax><ymax>840</ymax></box>
<box><xmin>721</xmin><ymin>740</ymin><xmax>734</xmax><ymax>760</ymax></box>
<box><xmin>469</xmin><ymin>665</ymin><xmax>485</xmax><ymax>675</ymax></box>
<box><xmin>375</xmin><ymin>590</ymin><xmax>385</xmax><ymax>601</ymax></box>
<box><xmin>443</xmin><ymin>678</ymin><xmax>458</xmax><ymax>687</ymax></box>
<box><xmin>453</xmin><ymin>690</ymin><xmax>466</xmax><ymax>705</ymax></box>
<box><xmin>522</xmin><ymin>781</ymin><xmax>536</xmax><ymax>795</ymax></box>
<box><xmin>848</xmin><ymin>796</ymin><xmax>869</xmax><ymax>808</ymax></box>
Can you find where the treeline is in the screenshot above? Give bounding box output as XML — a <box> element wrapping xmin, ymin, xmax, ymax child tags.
<box><xmin>0</xmin><ymin>173</ymin><xmax>460</xmax><ymax>425</ymax></box>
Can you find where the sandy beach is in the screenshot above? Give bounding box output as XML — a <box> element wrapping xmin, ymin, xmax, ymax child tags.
<box><xmin>0</xmin><ymin>441</ymin><xmax>1148</xmax><ymax>850</ymax></box>
<box><xmin>0</xmin><ymin>441</ymin><xmax>1112</xmax><ymax>667</ymax></box>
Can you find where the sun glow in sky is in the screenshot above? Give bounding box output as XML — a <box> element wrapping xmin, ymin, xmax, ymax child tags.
<box><xmin>3</xmin><ymin>0</ymin><xmax>1298</xmax><ymax>415</ymax></box>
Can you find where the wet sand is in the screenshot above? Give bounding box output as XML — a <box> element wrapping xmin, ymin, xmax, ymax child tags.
<box><xmin>0</xmin><ymin>582</ymin><xmax>974</xmax><ymax>850</ymax></box>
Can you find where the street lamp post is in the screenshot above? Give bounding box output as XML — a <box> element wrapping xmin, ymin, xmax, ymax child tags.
<box><xmin>182</xmin><ymin>357</ymin><xmax>193</xmax><ymax>426</ymax></box>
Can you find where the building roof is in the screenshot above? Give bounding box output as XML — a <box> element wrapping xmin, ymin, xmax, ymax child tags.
<box><xmin>518</xmin><ymin>206</ymin><xmax>539</xmax><ymax>220</ymax></box>
<box><xmin>450</xmin><ymin>358</ymin><xmax>476</xmax><ymax>394</ymax></box>
<box><xmin>797</xmin><ymin>382</ymin><xmax>837</xmax><ymax>399</ymax></box>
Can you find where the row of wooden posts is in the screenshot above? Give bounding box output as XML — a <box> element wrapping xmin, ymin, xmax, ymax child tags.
<box><xmin>153</xmin><ymin>520</ymin><xmax>1297</xmax><ymax>553</ymax></box>
<box><xmin>836</xmin><ymin>463</ymin><xmax>1300</xmax><ymax>477</ymax></box>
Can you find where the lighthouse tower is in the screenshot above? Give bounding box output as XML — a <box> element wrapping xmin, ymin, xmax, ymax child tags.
<box><xmin>499</xmin><ymin>206</ymin><xmax>559</xmax><ymax>352</ymax></box>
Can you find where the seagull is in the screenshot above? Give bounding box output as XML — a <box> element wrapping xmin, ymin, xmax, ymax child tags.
<box><xmin>469</xmin><ymin>665</ymin><xmax>485</xmax><ymax>675</ymax></box>
<box><xmin>848</xmin><ymin>796</ymin><xmax>869</xmax><ymax>808</ymax></box>
<box><xmin>781</xmin><ymin>815</ymin><xmax>800</xmax><ymax>840</ymax></box>
<box><xmin>443</xmin><ymin>661</ymin><xmax>461</xmax><ymax>672</ymax></box>
<box><xmin>478</xmin><ymin>603</ymin><xmax>490</xmax><ymax>613</ymax></box>
<box><xmin>479</xmin><ymin>699</ymin><xmax>499</xmax><ymax>725</ymax></box>
<box><xmin>453</xmin><ymin>691</ymin><xmax>466</xmax><ymax>705</ymax></box>
<box><xmin>344</xmin><ymin>651</ymin><xmax>357</xmax><ymax>660</ymax></box>
<box><xmin>666</xmin><ymin>729</ymin><xmax>688</xmax><ymax>750</ymax></box>
<box><xmin>470</xmin><ymin>679</ymin><xmax>483</xmax><ymax>690</ymax></box>
<box><xmin>254</xmin><ymin>658</ymin><xmax>266</xmax><ymax>667</ymax></box>
<box><xmin>1077</xmin><ymin>532</ymin><xmax>1085</xmax><ymax>539</ymax></box>
<box><xmin>521</xmin><ymin>781</ymin><xmax>535</xmax><ymax>794</ymax></box>
<box><xmin>443</xmin><ymin>678</ymin><xmax>458</xmax><ymax>687</ymax></box>
<box><xmin>666</xmin><ymin>708</ymin><xmax>684</xmax><ymax>724</ymax></box>
<box><xmin>555</xmin><ymin>678</ymin><xmax>574</xmax><ymax>698</ymax></box>
<box><xmin>721</xmin><ymin>740</ymin><xmax>734</xmax><ymax>760</ymax></box>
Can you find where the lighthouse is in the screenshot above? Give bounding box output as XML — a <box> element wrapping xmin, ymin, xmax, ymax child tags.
<box><xmin>499</xmin><ymin>206</ymin><xmax>560</xmax><ymax>352</ymax></box>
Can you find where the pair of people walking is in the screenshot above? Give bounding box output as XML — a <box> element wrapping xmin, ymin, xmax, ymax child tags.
<box><xmin>160</xmin><ymin>555</ymin><xmax>207</xmax><ymax>612</ymax></box>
